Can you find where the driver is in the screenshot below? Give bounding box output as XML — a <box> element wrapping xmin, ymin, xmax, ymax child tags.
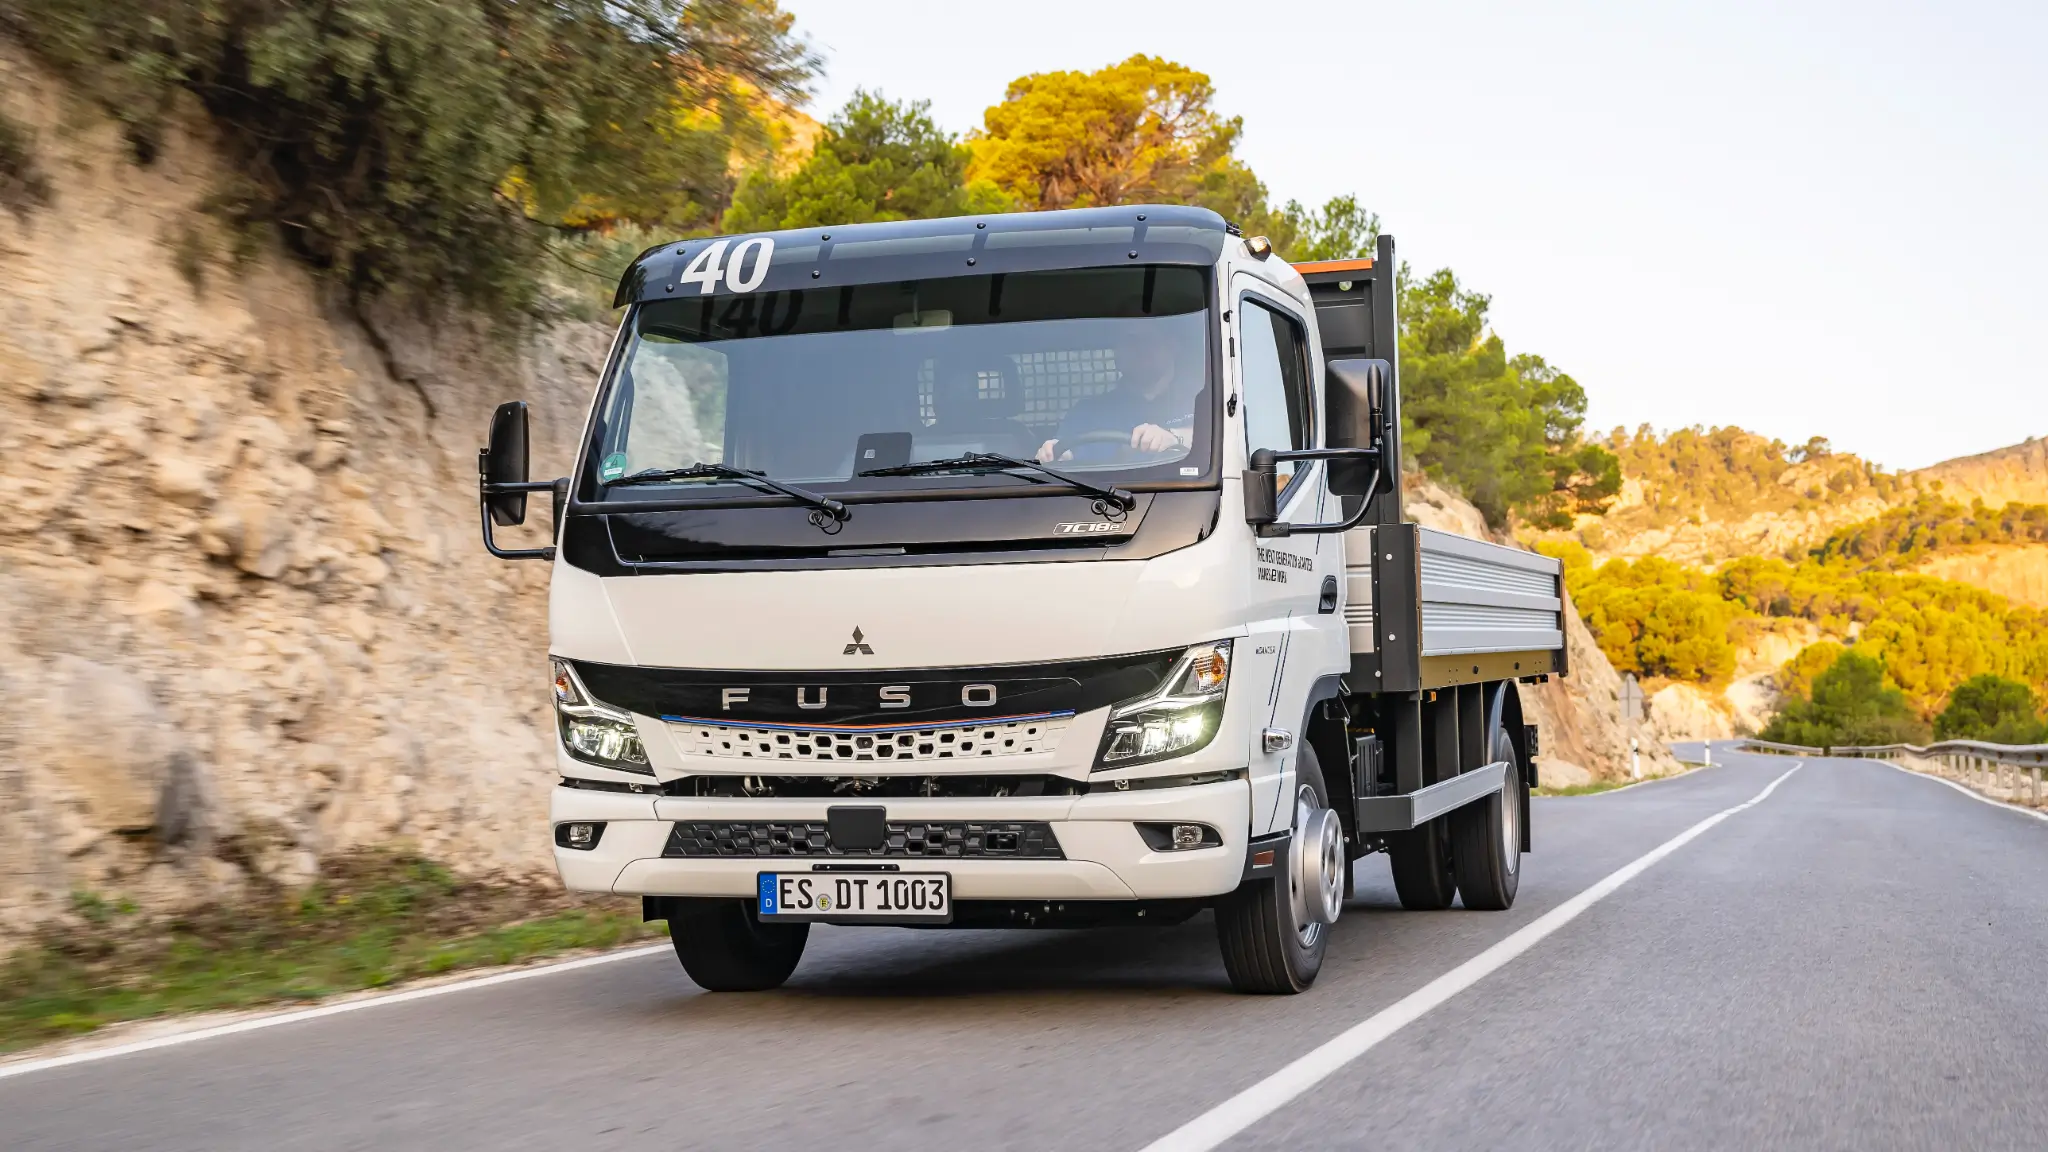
<box><xmin>1035</xmin><ymin>337</ymin><xmax>1196</xmax><ymax>464</ymax></box>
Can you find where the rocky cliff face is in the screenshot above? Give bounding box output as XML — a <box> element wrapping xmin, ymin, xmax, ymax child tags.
<box><xmin>0</xmin><ymin>48</ymin><xmax>606</xmax><ymax>940</ymax></box>
<box><xmin>1574</xmin><ymin>475</ymin><xmax>1893</xmax><ymax>568</ymax></box>
<box><xmin>1911</xmin><ymin>437</ymin><xmax>2048</xmax><ymax>510</ymax></box>
<box><xmin>1912</xmin><ymin>544</ymin><xmax>2048</xmax><ymax>609</ymax></box>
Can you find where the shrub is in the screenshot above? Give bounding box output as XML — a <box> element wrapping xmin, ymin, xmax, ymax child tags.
<box><xmin>1547</xmin><ymin>551</ymin><xmax>1738</xmax><ymax>683</ymax></box>
<box><xmin>1761</xmin><ymin>648</ymin><xmax>1929</xmax><ymax>747</ymax></box>
<box><xmin>1</xmin><ymin>0</ymin><xmax>816</xmax><ymax>310</ymax></box>
<box><xmin>1935</xmin><ymin>674</ymin><xmax>2047</xmax><ymax>744</ymax></box>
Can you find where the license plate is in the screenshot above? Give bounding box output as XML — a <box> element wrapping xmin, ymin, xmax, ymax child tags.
<box><xmin>757</xmin><ymin>871</ymin><xmax>951</xmax><ymax>922</ymax></box>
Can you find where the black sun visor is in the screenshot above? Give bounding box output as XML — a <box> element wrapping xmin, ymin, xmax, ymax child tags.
<box><xmin>614</xmin><ymin>205</ymin><xmax>1230</xmax><ymax>309</ymax></box>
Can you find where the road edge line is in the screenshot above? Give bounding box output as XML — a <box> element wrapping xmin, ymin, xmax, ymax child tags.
<box><xmin>0</xmin><ymin>943</ymin><xmax>672</xmax><ymax>1082</ymax></box>
<box><xmin>1549</xmin><ymin>762</ymin><xmax>1712</xmax><ymax>798</ymax></box>
<box><xmin>1886</xmin><ymin>760</ymin><xmax>2048</xmax><ymax>823</ymax></box>
<box><xmin>1136</xmin><ymin>762</ymin><xmax>1804</xmax><ymax>1152</ymax></box>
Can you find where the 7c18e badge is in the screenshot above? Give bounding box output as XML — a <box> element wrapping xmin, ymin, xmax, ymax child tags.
<box><xmin>1054</xmin><ymin>521</ymin><xmax>1132</xmax><ymax>535</ymax></box>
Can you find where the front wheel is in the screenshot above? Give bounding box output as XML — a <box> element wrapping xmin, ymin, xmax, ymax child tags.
<box><xmin>1216</xmin><ymin>744</ymin><xmax>1345</xmax><ymax>994</ymax></box>
<box><xmin>668</xmin><ymin>899</ymin><xmax>809</xmax><ymax>991</ymax></box>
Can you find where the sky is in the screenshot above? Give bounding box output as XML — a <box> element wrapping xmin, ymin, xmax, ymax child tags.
<box><xmin>778</xmin><ymin>0</ymin><xmax>2045</xmax><ymax>471</ymax></box>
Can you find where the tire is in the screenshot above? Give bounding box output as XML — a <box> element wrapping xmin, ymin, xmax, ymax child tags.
<box><xmin>1216</xmin><ymin>744</ymin><xmax>1342</xmax><ymax>994</ymax></box>
<box><xmin>668</xmin><ymin>899</ymin><xmax>809</xmax><ymax>991</ymax></box>
<box><xmin>1450</xmin><ymin>727</ymin><xmax>1524</xmax><ymax>911</ymax></box>
<box><xmin>1387</xmin><ymin>819</ymin><xmax>1457</xmax><ymax>910</ymax></box>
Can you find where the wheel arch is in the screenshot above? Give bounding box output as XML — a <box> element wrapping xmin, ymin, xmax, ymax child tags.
<box><xmin>1488</xmin><ymin>681</ymin><xmax>1532</xmax><ymax>853</ymax></box>
<box><xmin>1299</xmin><ymin>674</ymin><xmax>1357</xmax><ymax>855</ymax></box>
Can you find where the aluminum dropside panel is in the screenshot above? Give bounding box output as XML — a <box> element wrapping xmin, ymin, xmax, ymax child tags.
<box><xmin>1416</xmin><ymin>528</ymin><xmax>1565</xmax><ymax>657</ymax></box>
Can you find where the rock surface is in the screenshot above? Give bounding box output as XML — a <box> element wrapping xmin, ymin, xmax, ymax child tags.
<box><xmin>1912</xmin><ymin>543</ymin><xmax>2048</xmax><ymax>609</ymax></box>
<box><xmin>0</xmin><ymin>48</ymin><xmax>601</xmax><ymax>940</ymax></box>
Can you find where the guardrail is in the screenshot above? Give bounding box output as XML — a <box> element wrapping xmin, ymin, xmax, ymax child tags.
<box><xmin>1734</xmin><ymin>737</ymin><xmax>2048</xmax><ymax>808</ymax></box>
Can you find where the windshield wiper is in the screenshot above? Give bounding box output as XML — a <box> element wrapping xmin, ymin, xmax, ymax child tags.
<box><xmin>860</xmin><ymin>452</ymin><xmax>1134</xmax><ymax>513</ymax></box>
<box><xmin>608</xmin><ymin>463</ymin><xmax>848</xmax><ymax>525</ymax></box>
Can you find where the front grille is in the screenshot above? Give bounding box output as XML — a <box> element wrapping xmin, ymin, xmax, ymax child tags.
<box><xmin>672</xmin><ymin>716</ymin><xmax>1073</xmax><ymax>762</ymax></box>
<box><xmin>663</xmin><ymin>820</ymin><xmax>1065</xmax><ymax>859</ymax></box>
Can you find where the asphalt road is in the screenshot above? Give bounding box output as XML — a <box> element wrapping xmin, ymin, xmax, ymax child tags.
<box><xmin>6</xmin><ymin>747</ymin><xmax>2046</xmax><ymax>1151</ymax></box>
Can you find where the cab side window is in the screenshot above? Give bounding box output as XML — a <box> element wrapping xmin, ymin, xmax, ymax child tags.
<box><xmin>1239</xmin><ymin>297</ymin><xmax>1314</xmax><ymax>489</ymax></box>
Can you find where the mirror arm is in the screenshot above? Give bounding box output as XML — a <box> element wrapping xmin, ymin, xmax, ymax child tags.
<box><xmin>478</xmin><ymin>449</ymin><xmax>565</xmax><ymax>561</ymax></box>
<box><xmin>1250</xmin><ymin>447</ymin><xmax>1383</xmax><ymax>538</ymax></box>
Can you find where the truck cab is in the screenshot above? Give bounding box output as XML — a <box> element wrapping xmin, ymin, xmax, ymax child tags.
<box><xmin>480</xmin><ymin>205</ymin><xmax>1564</xmax><ymax>993</ymax></box>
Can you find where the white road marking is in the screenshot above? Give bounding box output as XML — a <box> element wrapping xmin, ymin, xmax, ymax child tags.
<box><xmin>1885</xmin><ymin>759</ymin><xmax>2048</xmax><ymax>823</ymax></box>
<box><xmin>1138</xmin><ymin>762</ymin><xmax>1804</xmax><ymax>1152</ymax></box>
<box><xmin>1551</xmin><ymin>762</ymin><xmax>1713</xmax><ymax>797</ymax></box>
<box><xmin>0</xmin><ymin>944</ymin><xmax>672</xmax><ymax>1082</ymax></box>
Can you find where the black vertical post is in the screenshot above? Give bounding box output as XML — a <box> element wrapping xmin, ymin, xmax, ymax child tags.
<box><xmin>1428</xmin><ymin>691</ymin><xmax>1460</xmax><ymax>787</ymax></box>
<box><xmin>1371</xmin><ymin>232</ymin><xmax>1403</xmax><ymax>526</ymax></box>
<box><xmin>1457</xmin><ymin>684</ymin><xmax>1485</xmax><ymax>774</ymax></box>
<box><xmin>1390</xmin><ymin>696</ymin><xmax>1425</xmax><ymax>794</ymax></box>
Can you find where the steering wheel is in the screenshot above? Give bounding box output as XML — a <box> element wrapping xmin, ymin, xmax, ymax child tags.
<box><xmin>1066</xmin><ymin>429</ymin><xmax>1184</xmax><ymax>456</ymax></box>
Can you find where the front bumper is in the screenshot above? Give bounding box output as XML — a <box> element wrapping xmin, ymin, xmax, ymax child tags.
<box><xmin>550</xmin><ymin>777</ymin><xmax>1252</xmax><ymax>902</ymax></box>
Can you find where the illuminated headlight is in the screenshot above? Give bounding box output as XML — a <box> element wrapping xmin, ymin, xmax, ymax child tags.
<box><xmin>1096</xmin><ymin>641</ymin><xmax>1231</xmax><ymax>770</ymax></box>
<box><xmin>552</xmin><ymin>658</ymin><xmax>652</xmax><ymax>774</ymax></box>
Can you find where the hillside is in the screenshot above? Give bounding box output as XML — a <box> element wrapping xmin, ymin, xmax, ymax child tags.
<box><xmin>1546</xmin><ymin>427</ymin><xmax>2044</xmax><ymax>569</ymax></box>
<box><xmin>1912</xmin><ymin>546</ymin><xmax>2048</xmax><ymax>609</ymax></box>
<box><xmin>1913</xmin><ymin>436</ymin><xmax>2048</xmax><ymax>509</ymax></box>
<box><xmin>1522</xmin><ymin>425</ymin><xmax>2048</xmax><ymax>741</ymax></box>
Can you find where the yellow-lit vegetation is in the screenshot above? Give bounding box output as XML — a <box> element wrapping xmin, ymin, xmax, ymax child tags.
<box><xmin>1546</xmin><ymin>531</ymin><xmax>2048</xmax><ymax>725</ymax></box>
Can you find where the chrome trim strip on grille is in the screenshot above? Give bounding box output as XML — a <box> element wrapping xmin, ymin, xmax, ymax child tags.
<box><xmin>659</xmin><ymin>710</ymin><xmax>1075</xmax><ymax>733</ymax></box>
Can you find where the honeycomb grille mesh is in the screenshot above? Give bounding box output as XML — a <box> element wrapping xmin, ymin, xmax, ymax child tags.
<box><xmin>674</xmin><ymin>717</ymin><xmax>1071</xmax><ymax>762</ymax></box>
<box><xmin>663</xmin><ymin>820</ymin><xmax>1064</xmax><ymax>859</ymax></box>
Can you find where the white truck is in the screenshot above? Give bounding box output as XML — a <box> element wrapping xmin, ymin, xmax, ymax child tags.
<box><xmin>478</xmin><ymin>206</ymin><xmax>1567</xmax><ymax>993</ymax></box>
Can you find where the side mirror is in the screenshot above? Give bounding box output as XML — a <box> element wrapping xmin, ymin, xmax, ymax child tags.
<box><xmin>484</xmin><ymin>401</ymin><xmax>531</xmax><ymax>526</ymax></box>
<box><xmin>1325</xmin><ymin>358</ymin><xmax>1391</xmax><ymax>497</ymax></box>
<box><xmin>1243</xmin><ymin>450</ymin><xmax>1280</xmax><ymax>533</ymax></box>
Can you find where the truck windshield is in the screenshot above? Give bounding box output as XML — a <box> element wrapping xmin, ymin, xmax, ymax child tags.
<box><xmin>586</xmin><ymin>265</ymin><xmax>1213</xmax><ymax>497</ymax></box>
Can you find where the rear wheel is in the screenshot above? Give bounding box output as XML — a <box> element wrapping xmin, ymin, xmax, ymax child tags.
<box><xmin>1217</xmin><ymin>745</ymin><xmax>1345</xmax><ymax>994</ymax></box>
<box><xmin>1387</xmin><ymin>818</ymin><xmax>1457</xmax><ymax>910</ymax></box>
<box><xmin>1450</xmin><ymin>727</ymin><xmax>1524</xmax><ymax>910</ymax></box>
<box><xmin>668</xmin><ymin>899</ymin><xmax>809</xmax><ymax>991</ymax></box>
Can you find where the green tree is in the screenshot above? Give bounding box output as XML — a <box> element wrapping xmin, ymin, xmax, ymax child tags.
<box><xmin>1777</xmin><ymin>641</ymin><xmax>1846</xmax><ymax>702</ymax></box>
<box><xmin>1761</xmin><ymin>648</ymin><xmax>1929</xmax><ymax>747</ymax></box>
<box><xmin>4</xmin><ymin>0</ymin><xmax>817</xmax><ymax>309</ymax></box>
<box><xmin>1398</xmin><ymin>268</ymin><xmax>1621</xmax><ymax>527</ymax></box>
<box><xmin>1542</xmin><ymin>548</ymin><xmax>1738</xmax><ymax>682</ymax></box>
<box><xmin>1934</xmin><ymin>674</ymin><xmax>2046</xmax><ymax>744</ymax></box>
<box><xmin>724</xmin><ymin>91</ymin><xmax>1010</xmax><ymax>231</ymax></box>
<box><xmin>1274</xmin><ymin>194</ymin><xmax>1379</xmax><ymax>262</ymax></box>
<box><xmin>967</xmin><ymin>55</ymin><xmax>1243</xmax><ymax>211</ymax></box>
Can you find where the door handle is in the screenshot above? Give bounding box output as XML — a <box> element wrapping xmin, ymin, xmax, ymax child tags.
<box><xmin>1318</xmin><ymin>575</ymin><xmax>1339</xmax><ymax>614</ymax></box>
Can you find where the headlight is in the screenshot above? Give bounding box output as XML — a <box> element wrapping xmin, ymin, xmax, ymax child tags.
<box><xmin>1096</xmin><ymin>641</ymin><xmax>1232</xmax><ymax>770</ymax></box>
<box><xmin>552</xmin><ymin>658</ymin><xmax>652</xmax><ymax>774</ymax></box>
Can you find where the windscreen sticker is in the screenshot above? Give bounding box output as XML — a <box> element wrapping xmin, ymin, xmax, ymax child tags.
<box><xmin>599</xmin><ymin>452</ymin><xmax>628</xmax><ymax>482</ymax></box>
<box><xmin>677</xmin><ymin>236</ymin><xmax>775</xmax><ymax>295</ymax></box>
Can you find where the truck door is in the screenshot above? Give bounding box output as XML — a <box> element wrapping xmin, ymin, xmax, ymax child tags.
<box><xmin>1234</xmin><ymin>282</ymin><xmax>1345</xmax><ymax>833</ymax></box>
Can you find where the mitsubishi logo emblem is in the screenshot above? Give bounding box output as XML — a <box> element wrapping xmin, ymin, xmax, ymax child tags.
<box><xmin>843</xmin><ymin>626</ymin><xmax>874</xmax><ymax>656</ymax></box>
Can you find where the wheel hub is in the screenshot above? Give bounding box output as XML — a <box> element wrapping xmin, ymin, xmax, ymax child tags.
<box><xmin>1289</xmin><ymin>787</ymin><xmax>1345</xmax><ymax>934</ymax></box>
